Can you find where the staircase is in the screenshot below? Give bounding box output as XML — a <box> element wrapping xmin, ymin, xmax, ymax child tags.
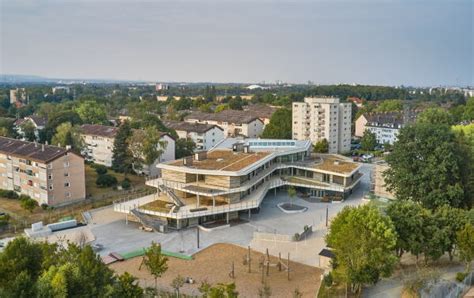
<box><xmin>159</xmin><ymin>185</ymin><xmax>185</xmax><ymax>207</ymax></box>
<box><xmin>130</xmin><ymin>209</ymin><xmax>168</xmax><ymax>232</ymax></box>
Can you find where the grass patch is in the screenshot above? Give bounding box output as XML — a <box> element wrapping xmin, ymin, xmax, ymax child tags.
<box><xmin>85</xmin><ymin>164</ymin><xmax>147</xmax><ymax>198</ymax></box>
<box><xmin>140</xmin><ymin>200</ymin><xmax>172</xmax><ymax>213</ymax></box>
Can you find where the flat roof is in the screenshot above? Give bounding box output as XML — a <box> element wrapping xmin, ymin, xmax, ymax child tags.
<box><xmin>312</xmin><ymin>154</ymin><xmax>360</xmax><ymax>175</ymax></box>
<box><xmin>169</xmin><ymin>150</ymin><xmax>270</xmax><ymax>171</ymax></box>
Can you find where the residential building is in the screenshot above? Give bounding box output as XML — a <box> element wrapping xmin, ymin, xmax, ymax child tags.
<box><xmin>0</xmin><ymin>137</ymin><xmax>85</xmax><ymax>206</ymax></box>
<box><xmin>156</xmin><ymin>83</ymin><xmax>170</xmax><ymax>91</ymax></box>
<box><xmin>14</xmin><ymin>116</ymin><xmax>47</xmax><ymax>141</ymax></box>
<box><xmin>164</xmin><ymin>121</ymin><xmax>224</xmax><ymax>151</ymax></box>
<box><xmin>346</xmin><ymin>97</ymin><xmax>364</xmax><ymax>107</ymax></box>
<box><xmin>243</xmin><ymin>104</ymin><xmax>277</xmax><ymax>125</ymax></box>
<box><xmin>355</xmin><ymin>113</ymin><xmax>403</xmax><ymax>145</ymax></box>
<box><xmin>51</xmin><ymin>86</ymin><xmax>71</xmax><ymax>94</ymax></box>
<box><xmin>114</xmin><ymin>138</ymin><xmax>363</xmax><ymax>231</ymax></box>
<box><xmin>80</xmin><ymin>124</ymin><xmax>175</xmax><ymax>175</ymax></box>
<box><xmin>292</xmin><ymin>97</ymin><xmax>352</xmax><ymax>154</ymax></box>
<box><xmin>9</xmin><ymin>88</ymin><xmax>27</xmax><ymax>106</ymax></box>
<box><xmin>80</xmin><ymin>124</ymin><xmax>119</xmax><ymax>167</ymax></box>
<box><xmin>184</xmin><ymin>110</ymin><xmax>264</xmax><ymax>138</ymax></box>
<box><xmin>355</xmin><ymin>111</ymin><xmax>420</xmax><ymax>145</ymax></box>
<box><xmin>132</xmin><ymin>130</ymin><xmax>175</xmax><ymax>177</ymax></box>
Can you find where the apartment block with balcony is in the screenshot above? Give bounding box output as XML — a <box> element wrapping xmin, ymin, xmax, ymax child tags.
<box><xmin>184</xmin><ymin>110</ymin><xmax>264</xmax><ymax>138</ymax></box>
<box><xmin>292</xmin><ymin>97</ymin><xmax>352</xmax><ymax>154</ymax></box>
<box><xmin>80</xmin><ymin>124</ymin><xmax>119</xmax><ymax>167</ymax></box>
<box><xmin>0</xmin><ymin>137</ymin><xmax>85</xmax><ymax>206</ymax></box>
<box><xmin>114</xmin><ymin>138</ymin><xmax>363</xmax><ymax>231</ymax></box>
<box><xmin>164</xmin><ymin>121</ymin><xmax>224</xmax><ymax>151</ymax></box>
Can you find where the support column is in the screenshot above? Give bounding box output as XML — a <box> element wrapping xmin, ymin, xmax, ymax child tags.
<box><xmin>226</xmin><ymin>212</ymin><xmax>229</xmax><ymax>224</ymax></box>
<box><xmin>274</xmin><ymin>188</ymin><xmax>277</xmax><ymax>197</ymax></box>
<box><xmin>212</xmin><ymin>195</ymin><xmax>215</xmax><ymax>208</ymax></box>
<box><xmin>248</xmin><ymin>209</ymin><xmax>251</xmax><ymax>220</ymax></box>
<box><xmin>197</xmin><ymin>194</ymin><xmax>200</xmax><ymax>207</ymax></box>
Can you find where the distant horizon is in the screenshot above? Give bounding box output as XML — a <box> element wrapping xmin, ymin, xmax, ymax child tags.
<box><xmin>1</xmin><ymin>73</ymin><xmax>472</xmax><ymax>89</ymax></box>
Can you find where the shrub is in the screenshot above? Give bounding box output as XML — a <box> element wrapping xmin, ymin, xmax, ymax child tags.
<box><xmin>121</xmin><ymin>178</ymin><xmax>131</xmax><ymax>190</ymax></box>
<box><xmin>323</xmin><ymin>272</ymin><xmax>333</xmax><ymax>287</ymax></box>
<box><xmin>41</xmin><ymin>203</ymin><xmax>49</xmax><ymax>210</ymax></box>
<box><xmin>0</xmin><ymin>213</ymin><xmax>10</xmax><ymax>227</ymax></box>
<box><xmin>0</xmin><ymin>189</ymin><xmax>19</xmax><ymax>199</ymax></box>
<box><xmin>95</xmin><ymin>165</ymin><xmax>108</xmax><ymax>175</ymax></box>
<box><xmin>456</xmin><ymin>272</ymin><xmax>468</xmax><ymax>282</ymax></box>
<box><xmin>20</xmin><ymin>197</ymin><xmax>38</xmax><ymax>213</ymax></box>
<box><xmin>293</xmin><ymin>233</ymin><xmax>300</xmax><ymax>241</ymax></box>
<box><xmin>96</xmin><ymin>174</ymin><xmax>118</xmax><ymax>188</ymax></box>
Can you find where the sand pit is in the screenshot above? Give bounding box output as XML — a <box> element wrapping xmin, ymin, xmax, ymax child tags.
<box><xmin>110</xmin><ymin>243</ymin><xmax>322</xmax><ymax>297</ymax></box>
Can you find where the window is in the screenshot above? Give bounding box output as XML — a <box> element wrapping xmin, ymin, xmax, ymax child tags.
<box><xmin>48</xmin><ymin>174</ymin><xmax>52</xmax><ymax>180</ymax></box>
<box><xmin>64</xmin><ymin>172</ymin><xmax>69</xmax><ymax>177</ymax></box>
<box><xmin>64</xmin><ymin>162</ymin><xmax>69</xmax><ymax>167</ymax></box>
<box><xmin>48</xmin><ymin>164</ymin><xmax>53</xmax><ymax>169</ymax></box>
<box><xmin>49</xmin><ymin>185</ymin><xmax>53</xmax><ymax>190</ymax></box>
<box><xmin>65</xmin><ymin>192</ymin><xmax>71</xmax><ymax>198</ymax></box>
<box><xmin>64</xmin><ymin>182</ymin><xmax>70</xmax><ymax>187</ymax></box>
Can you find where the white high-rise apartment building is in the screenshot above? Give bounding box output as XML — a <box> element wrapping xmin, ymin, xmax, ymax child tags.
<box><xmin>292</xmin><ymin>97</ymin><xmax>352</xmax><ymax>154</ymax></box>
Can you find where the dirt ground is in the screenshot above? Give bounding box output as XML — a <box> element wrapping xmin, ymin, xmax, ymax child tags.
<box><xmin>110</xmin><ymin>243</ymin><xmax>322</xmax><ymax>297</ymax></box>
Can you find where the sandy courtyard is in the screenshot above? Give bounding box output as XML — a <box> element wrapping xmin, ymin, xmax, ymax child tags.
<box><xmin>110</xmin><ymin>243</ymin><xmax>322</xmax><ymax>297</ymax></box>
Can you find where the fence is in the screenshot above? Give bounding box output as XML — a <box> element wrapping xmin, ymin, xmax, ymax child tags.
<box><xmin>420</xmin><ymin>271</ymin><xmax>474</xmax><ymax>298</ymax></box>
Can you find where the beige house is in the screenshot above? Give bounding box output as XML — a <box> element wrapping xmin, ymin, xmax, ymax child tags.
<box><xmin>0</xmin><ymin>137</ymin><xmax>85</xmax><ymax>207</ymax></box>
<box><xmin>292</xmin><ymin>97</ymin><xmax>352</xmax><ymax>154</ymax></box>
<box><xmin>184</xmin><ymin>110</ymin><xmax>264</xmax><ymax>138</ymax></box>
<box><xmin>243</xmin><ymin>104</ymin><xmax>278</xmax><ymax>125</ymax></box>
<box><xmin>80</xmin><ymin>124</ymin><xmax>119</xmax><ymax>167</ymax></box>
<box><xmin>80</xmin><ymin>124</ymin><xmax>175</xmax><ymax>176</ymax></box>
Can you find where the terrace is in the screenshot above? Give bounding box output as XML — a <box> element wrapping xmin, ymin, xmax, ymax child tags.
<box><xmin>169</xmin><ymin>150</ymin><xmax>270</xmax><ymax>171</ymax></box>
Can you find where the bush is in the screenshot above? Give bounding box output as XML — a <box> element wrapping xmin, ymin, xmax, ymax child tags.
<box><xmin>95</xmin><ymin>165</ymin><xmax>108</xmax><ymax>175</ymax></box>
<box><xmin>0</xmin><ymin>214</ymin><xmax>10</xmax><ymax>227</ymax></box>
<box><xmin>20</xmin><ymin>197</ymin><xmax>38</xmax><ymax>213</ymax></box>
<box><xmin>0</xmin><ymin>189</ymin><xmax>19</xmax><ymax>199</ymax></box>
<box><xmin>96</xmin><ymin>174</ymin><xmax>118</xmax><ymax>188</ymax></box>
<box><xmin>121</xmin><ymin>178</ymin><xmax>131</xmax><ymax>190</ymax></box>
<box><xmin>41</xmin><ymin>203</ymin><xmax>49</xmax><ymax>210</ymax></box>
<box><xmin>323</xmin><ymin>272</ymin><xmax>333</xmax><ymax>287</ymax></box>
<box><xmin>456</xmin><ymin>272</ymin><xmax>468</xmax><ymax>282</ymax></box>
<box><xmin>293</xmin><ymin>233</ymin><xmax>300</xmax><ymax>241</ymax></box>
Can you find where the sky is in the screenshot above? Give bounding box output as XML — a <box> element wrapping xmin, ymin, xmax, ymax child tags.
<box><xmin>0</xmin><ymin>0</ymin><xmax>472</xmax><ymax>86</ymax></box>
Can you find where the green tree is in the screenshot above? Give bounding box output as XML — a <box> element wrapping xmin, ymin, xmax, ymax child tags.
<box><xmin>171</xmin><ymin>275</ymin><xmax>185</xmax><ymax>297</ymax></box>
<box><xmin>433</xmin><ymin>205</ymin><xmax>469</xmax><ymax>261</ymax></box>
<box><xmin>417</xmin><ymin>107</ymin><xmax>453</xmax><ymax>125</ymax></box>
<box><xmin>128</xmin><ymin>127</ymin><xmax>167</xmax><ymax>172</ymax></box>
<box><xmin>456</xmin><ymin>223</ymin><xmax>474</xmax><ymax>271</ymax></box>
<box><xmin>261</xmin><ymin>108</ymin><xmax>291</xmax><ymax>139</ymax></box>
<box><xmin>360</xmin><ymin>130</ymin><xmax>377</xmax><ymax>151</ymax></box>
<box><xmin>215</xmin><ymin>104</ymin><xmax>229</xmax><ymax>113</ymax></box>
<box><xmin>313</xmin><ymin>139</ymin><xmax>329</xmax><ymax>153</ymax></box>
<box><xmin>463</xmin><ymin>97</ymin><xmax>474</xmax><ymax>121</ymax></box>
<box><xmin>287</xmin><ymin>186</ymin><xmax>296</xmax><ymax>207</ymax></box>
<box><xmin>112</xmin><ymin>272</ymin><xmax>144</xmax><ymax>298</ymax></box>
<box><xmin>384</xmin><ymin>123</ymin><xmax>466</xmax><ymax>209</ymax></box>
<box><xmin>20</xmin><ymin>120</ymin><xmax>36</xmax><ymax>141</ymax></box>
<box><xmin>199</xmin><ymin>281</ymin><xmax>238</xmax><ymax>298</ymax></box>
<box><xmin>175</xmin><ymin>138</ymin><xmax>196</xmax><ymax>159</ymax></box>
<box><xmin>375</xmin><ymin>99</ymin><xmax>403</xmax><ymax>113</ymax></box>
<box><xmin>112</xmin><ymin>121</ymin><xmax>133</xmax><ymax>173</ymax></box>
<box><xmin>75</xmin><ymin>100</ymin><xmax>107</xmax><ymax>124</ymax></box>
<box><xmin>52</xmin><ymin>122</ymin><xmax>83</xmax><ymax>152</ymax></box>
<box><xmin>386</xmin><ymin>200</ymin><xmax>426</xmax><ymax>258</ymax></box>
<box><xmin>326</xmin><ymin>204</ymin><xmax>398</xmax><ymax>294</ymax></box>
<box><xmin>142</xmin><ymin>242</ymin><xmax>168</xmax><ymax>293</ymax></box>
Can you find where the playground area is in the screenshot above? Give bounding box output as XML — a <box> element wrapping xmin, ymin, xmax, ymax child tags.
<box><xmin>109</xmin><ymin>243</ymin><xmax>322</xmax><ymax>297</ymax></box>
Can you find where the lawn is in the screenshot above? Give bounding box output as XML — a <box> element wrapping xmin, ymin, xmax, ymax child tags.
<box><xmin>85</xmin><ymin>164</ymin><xmax>148</xmax><ymax>198</ymax></box>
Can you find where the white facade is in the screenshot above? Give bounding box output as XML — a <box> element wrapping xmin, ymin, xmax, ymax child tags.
<box><xmin>184</xmin><ymin>117</ymin><xmax>264</xmax><ymax>138</ymax></box>
<box><xmin>140</xmin><ymin>134</ymin><xmax>175</xmax><ymax>177</ymax></box>
<box><xmin>366</xmin><ymin>125</ymin><xmax>400</xmax><ymax>145</ymax></box>
<box><xmin>292</xmin><ymin>97</ymin><xmax>351</xmax><ymax>154</ymax></box>
<box><xmin>175</xmin><ymin>126</ymin><xmax>224</xmax><ymax>151</ymax></box>
<box><xmin>81</xmin><ymin>134</ymin><xmax>116</xmax><ymax>167</ymax></box>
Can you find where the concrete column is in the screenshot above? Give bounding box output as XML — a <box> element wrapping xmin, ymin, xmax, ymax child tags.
<box><xmin>197</xmin><ymin>194</ymin><xmax>200</xmax><ymax>207</ymax></box>
<box><xmin>274</xmin><ymin>188</ymin><xmax>277</xmax><ymax>197</ymax></box>
<box><xmin>212</xmin><ymin>196</ymin><xmax>215</xmax><ymax>208</ymax></box>
<box><xmin>248</xmin><ymin>209</ymin><xmax>251</xmax><ymax>220</ymax></box>
<box><xmin>226</xmin><ymin>212</ymin><xmax>229</xmax><ymax>224</ymax></box>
